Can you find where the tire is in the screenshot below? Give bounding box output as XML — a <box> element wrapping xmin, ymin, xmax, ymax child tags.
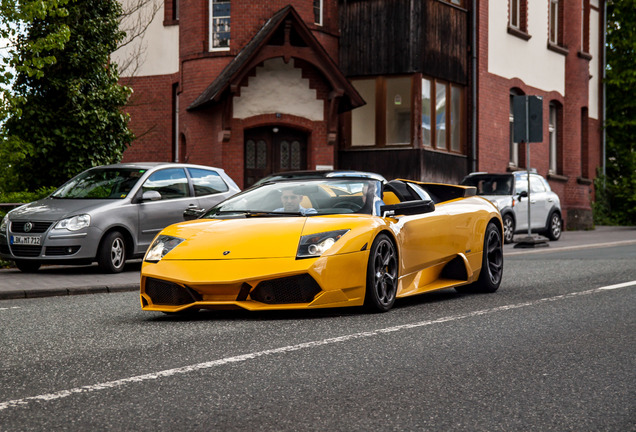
<box><xmin>546</xmin><ymin>212</ymin><xmax>562</xmax><ymax>241</ymax></box>
<box><xmin>364</xmin><ymin>234</ymin><xmax>398</xmax><ymax>312</ymax></box>
<box><xmin>15</xmin><ymin>260</ymin><xmax>41</xmax><ymax>273</ymax></box>
<box><xmin>502</xmin><ymin>213</ymin><xmax>515</xmax><ymax>244</ymax></box>
<box><xmin>457</xmin><ymin>222</ymin><xmax>503</xmax><ymax>294</ymax></box>
<box><xmin>97</xmin><ymin>231</ymin><xmax>126</xmax><ymax>273</ymax></box>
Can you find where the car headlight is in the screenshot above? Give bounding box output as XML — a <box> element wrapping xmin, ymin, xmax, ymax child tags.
<box><xmin>54</xmin><ymin>214</ymin><xmax>91</xmax><ymax>231</ymax></box>
<box><xmin>145</xmin><ymin>235</ymin><xmax>185</xmax><ymax>263</ymax></box>
<box><xmin>297</xmin><ymin>230</ymin><xmax>349</xmax><ymax>259</ymax></box>
<box><xmin>0</xmin><ymin>215</ymin><xmax>7</xmax><ymax>232</ymax></box>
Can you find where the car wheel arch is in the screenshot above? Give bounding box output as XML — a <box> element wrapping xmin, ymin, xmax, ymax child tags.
<box><xmin>96</xmin><ymin>226</ymin><xmax>134</xmax><ymax>260</ymax></box>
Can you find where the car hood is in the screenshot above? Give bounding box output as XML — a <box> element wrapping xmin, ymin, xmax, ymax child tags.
<box><xmin>158</xmin><ymin>216</ymin><xmax>373</xmax><ymax>260</ymax></box>
<box><xmin>8</xmin><ymin>198</ymin><xmax>124</xmax><ymax>221</ymax></box>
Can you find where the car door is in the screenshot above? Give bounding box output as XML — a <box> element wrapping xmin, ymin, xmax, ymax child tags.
<box><xmin>388</xmin><ymin>183</ymin><xmax>454</xmax><ymax>287</ymax></box>
<box><xmin>529</xmin><ymin>175</ymin><xmax>551</xmax><ymax>229</ymax></box>
<box><xmin>513</xmin><ymin>175</ymin><xmax>529</xmax><ymax>232</ymax></box>
<box><xmin>137</xmin><ymin>168</ymin><xmax>199</xmax><ymax>251</ymax></box>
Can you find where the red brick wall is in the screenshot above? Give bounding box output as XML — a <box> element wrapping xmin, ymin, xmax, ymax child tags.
<box><xmin>121</xmin><ymin>73</ymin><xmax>177</xmax><ymax>162</ymax></box>
<box><xmin>476</xmin><ymin>0</ymin><xmax>600</xmax><ymax>230</ymax></box>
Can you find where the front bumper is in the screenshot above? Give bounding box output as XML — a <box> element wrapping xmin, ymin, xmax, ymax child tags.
<box><xmin>0</xmin><ymin>222</ymin><xmax>102</xmax><ymax>263</ymax></box>
<box><xmin>140</xmin><ymin>251</ymin><xmax>369</xmax><ymax>312</ymax></box>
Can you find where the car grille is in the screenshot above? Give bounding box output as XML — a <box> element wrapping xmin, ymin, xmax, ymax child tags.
<box><xmin>250</xmin><ymin>274</ymin><xmax>321</xmax><ymax>304</ymax></box>
<box><xmin>145</xmin><ymin>278</ymin><xmax>203</xmax><ymax>306</ymax></box>
<box><xmin>45</xmin><ymin>246</ymin><xmax>81</xmax><ymax>256</ymax></box>
<box><xmin>10</xmin><ymin>245</ymin><xmax>42</xmax><ymax>257</ymax></box>
<box><xmin>10</xmin><ymin>221</ymin><xmax>53</xmax><ymax>234</ymax></box>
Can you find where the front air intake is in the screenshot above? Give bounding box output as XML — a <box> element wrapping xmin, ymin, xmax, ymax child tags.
<box><xmin>145</xmin><ymin>278</ymin><xmax>202</xmax><ymax>306</ymax></box>
<box><xmin>250</xmin><ymin>274</ymin><xmax>321</xmax><ymax>304</ymax></box>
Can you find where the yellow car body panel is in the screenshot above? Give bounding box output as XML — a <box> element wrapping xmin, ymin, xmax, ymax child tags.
<box><xmin>140</xmin><ymin>176</ymin><xmax>502</xmax><ymax>313</ymax></box>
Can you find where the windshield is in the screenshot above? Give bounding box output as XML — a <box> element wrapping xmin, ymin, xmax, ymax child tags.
<box><xmin>462</xmin><ymin>175</ymin><xmax>513</xmax><ymax>196</ymax></box>
<box><xmin>52</xmin><ymin>168</ymin><xmax>147</xmax><ymax>199</ymax></box>
<box><xmin>203</xmin><ymin>179</ymin><xmax>383</xmax><ymax>218</ymax></box>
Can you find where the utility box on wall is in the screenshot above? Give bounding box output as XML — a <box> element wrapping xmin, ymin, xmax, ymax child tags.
<box><xmin>513</xmin><ymin>95</ymin><xmax>543</xmax><ymax>143</ymax></box>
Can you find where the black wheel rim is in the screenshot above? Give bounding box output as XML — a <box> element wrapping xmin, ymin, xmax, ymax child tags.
<box><xmin>372</xmin><ymin>239</ymin><xmax>398</xmax><ymax>306</ymax></box>
<box><xmin>485</xmin><ymin>229</ymin><xmax>503</xmax><ymax>284</ymax></box>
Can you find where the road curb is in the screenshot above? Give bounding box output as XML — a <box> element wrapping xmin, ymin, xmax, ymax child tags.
<box><xmin>0</xmin><ymin>284</ymin><xmax>139</xmax><ymax>300</ymax></box>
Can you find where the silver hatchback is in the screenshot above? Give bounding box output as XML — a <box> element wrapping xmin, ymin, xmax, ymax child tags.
<box><xmin>0</xmin><ymin>163</ymin><xmax>240</xmax><ymax>272</ymax></box>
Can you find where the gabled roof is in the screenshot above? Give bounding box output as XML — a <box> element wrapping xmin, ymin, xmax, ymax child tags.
<box><xmin>188</xmin><ymin>5</ymin><xmax>364</xmax><ymax>113</ymax></box>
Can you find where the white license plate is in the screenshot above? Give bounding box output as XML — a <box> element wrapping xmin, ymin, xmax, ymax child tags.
<box><xmin>11</xmin><ymin>235</ymin><xmax>42</xmax><ymax>246</ymax></box>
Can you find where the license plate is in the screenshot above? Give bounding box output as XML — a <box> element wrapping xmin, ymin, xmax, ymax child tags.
<box><xmin>10</xmin><ymin>235</ymin><xmax>42</xmax><ymax>246</ymax></box>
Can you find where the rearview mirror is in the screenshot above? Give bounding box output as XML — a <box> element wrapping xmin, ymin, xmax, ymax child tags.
<box><xmin>141</xmin><ymin>190</ymin><xmax>161</xmax><ymax>202</ymax></box>
<box><xmin>380</xmin><ymin>200</ymin><xmax>435</xmax><ymax>217</ymax></box>
<box><xmin>183</xmin><ymin>208</ymin><xmax>206</xmax><ymax>221</ymax></box>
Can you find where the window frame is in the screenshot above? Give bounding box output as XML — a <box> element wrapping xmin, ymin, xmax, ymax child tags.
<box><xmin>422</xmin><ymin>78</ymin><xmax>465</xmax><ymax>154</ymax></box>
<box><xmin>507</xmin><ymin>0</ymin><xmax>529</xmax><ymax>39</ymax></box>
<box><xmin>209</xmin><ymin>0</ymin><xmax>231</xmax><ymax>52</ymax></box>
<box><xmin>313</xmin><ymin>0</ymin><xmax>323</xmax><ymax>26</ymax></box>
<box><xmin>548</xmin><ymin>0</ymin><xmax>568</xmax><ymax>54</ymax></box>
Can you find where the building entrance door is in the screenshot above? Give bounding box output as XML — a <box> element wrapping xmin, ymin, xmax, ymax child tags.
<box><xmin>244</xmin><ymin>126</ymin><xmax>308</xmax><ymax>187</ymax></box>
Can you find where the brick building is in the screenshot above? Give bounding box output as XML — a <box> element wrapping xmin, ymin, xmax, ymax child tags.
<box><xmin>113</xmin><ymin>0</ymin><xmax>605</xmax><ymax>229</ymax></box>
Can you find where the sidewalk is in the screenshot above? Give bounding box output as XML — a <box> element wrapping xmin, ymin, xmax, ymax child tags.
<box><xmin>1</xmin><ymin>226</ymin><xmax>635</xmax><ymax>300</ymax></box>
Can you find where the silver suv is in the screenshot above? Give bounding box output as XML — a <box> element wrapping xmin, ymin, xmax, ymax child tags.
<box><xmin>461</xmin><ymin>171</ymin><xmax>562</xmax><ymax>244</ymax></box>
<box><xmin>0</xmin><ymin>163</ymin><xmax>240</xmax><ymax>272</ymax></box>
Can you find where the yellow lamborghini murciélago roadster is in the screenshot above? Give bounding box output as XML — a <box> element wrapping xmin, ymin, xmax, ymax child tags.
<box><xmin>140</xmin><ymin>172</ymin><xmax>503</xmax><ymax>313</ymax></box>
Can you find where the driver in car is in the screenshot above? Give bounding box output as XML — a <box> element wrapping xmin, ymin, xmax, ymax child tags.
<box><xmin>274</xmin><ymin>188</ymin><xmax>317</xmax><ymax>215</ymax></box>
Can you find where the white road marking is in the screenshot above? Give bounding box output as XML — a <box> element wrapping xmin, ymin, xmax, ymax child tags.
<box><xmin>1</xmin><ymin>280</ymin><xmax>635</xmax><ymax>412</ymax></box>
<box><xmin>0</xmin><ymin>307</ymin><xmax>20</xmax><ymax>311</ymax></box>
<box><xmin>506</xmin><ymin>239</ymin><xmax>636</xmax><ymax>256</ymax></box>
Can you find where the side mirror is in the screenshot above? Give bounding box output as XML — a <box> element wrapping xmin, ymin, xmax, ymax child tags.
<box><xmin>141</xmin><ymin>190</ymin><xmax>162</xmax><ymax>202</ymax></box>
<box><xmin>183</xmin><ymin>208</ymin><xmax>206</xmax><ymax>221</ymax></box>
<box><xmin>380</xmin><ymin>200</ymin><xmax>435</xmax><ymax>217</ymax></box>
<box><xmin>517</xmin><ymin>191</ymin><xmax>528</xmax><ymax>201</ymax></box>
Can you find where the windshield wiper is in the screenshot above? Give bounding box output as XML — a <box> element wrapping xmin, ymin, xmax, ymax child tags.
<box><xmin>214</xmin><ymin>210</ymin><xmax>304</xmax><ymax>217</ymax></box>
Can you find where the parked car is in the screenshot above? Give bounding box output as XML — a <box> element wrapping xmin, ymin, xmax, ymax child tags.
<box><xmin>0</xmin><ymin>163</ymin><xmax>240</xmax><ymax>273</ymax></box>
<box><xmin>461</xmin><ymin>171</ymin><xmax>562</xmax><ymax>243</ymax></box>
<box><xmin>139</xmin><ymin>171</ymin><xmax>503</xmax><ymax>314</ymax></box>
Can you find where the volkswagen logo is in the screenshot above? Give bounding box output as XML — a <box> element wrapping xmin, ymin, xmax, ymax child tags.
<box><xmin>24</xmin><ymin>222</ymin><xmax>33</xmax><ymax>233</ymax></box>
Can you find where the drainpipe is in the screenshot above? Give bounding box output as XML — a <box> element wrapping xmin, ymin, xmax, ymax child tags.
<box><xmin>471</xmin><ymin>0</ymin><xmax>478</xmax><ymax>173</ymax></box>
<box><xmin>602</xmin><ymin>0</ymin><xmax>607</xmax><ymax>185</ymax></box>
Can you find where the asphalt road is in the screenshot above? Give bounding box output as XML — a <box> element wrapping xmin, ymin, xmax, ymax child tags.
<box><xmin>0</xmin><ymin>244</ymin><xmax>634</xmax><ymax>431</ymax></box>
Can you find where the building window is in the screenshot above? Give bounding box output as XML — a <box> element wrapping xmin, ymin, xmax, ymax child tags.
<box><xmin>548</xmin><ymin>101</ymin><xmax>563</xmax><ymax>175</ymax></box>
<box><xmin>313</xmin><ymin>0</ymin><xmax>323</xmax><ymax>26</ymax></box>
<box><xmin>164</xmin><ymin>0</ymin><xmax>179</xmax><ymax>25</ymax></box>
<box><xmin>422</xmin><ymin>78</ymin><xmax>465</xmax><ymax>154</ymax></box>
<box><xmin>351</xmin><ymin>77</ymin><xmax>412</xmax><ymax>147</ymax></box>
<box><xmin>548</xmin><ymin>102</ymin><xmax>557</xmax><ymax>174</ymax></box>
<box><xmin>509</xmin><ymin>89</ymin><xmax>524</xmax><ymax>167</ymax></box>
<box><xmin>386</xmin><ymin>77</ymin><xmax>412</xmax><ymax>146</ymax></box>
<box><xmin>351</xmin><ymin>79</ymin><xmax>377</xmax><ymax>147</ymax></box>
<box><xmin>209</xmin><ymin>0</ymin><xmax>230</xmax><ymax>51</ymax></box>
<box><xmin>549</xmin><ymin>0</ymin><xmax>566</xmax><ymax>47</ymax></box>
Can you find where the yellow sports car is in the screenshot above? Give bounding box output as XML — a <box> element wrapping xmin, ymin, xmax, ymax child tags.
<box><xmin>140</xmin><ymin>172</ymin><xmax>503</xmax><ymax>313</ymax></box>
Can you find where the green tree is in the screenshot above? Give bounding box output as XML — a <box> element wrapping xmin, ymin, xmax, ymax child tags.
<box><xmin>1</xmin><ymin>0</ymin><xmax>133</xmax><ymax>191</ymax></box>
<box><xmin>595</xmin><ymin>0</ymin><xmax>636</xmax><ymax>225</ymax></box>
